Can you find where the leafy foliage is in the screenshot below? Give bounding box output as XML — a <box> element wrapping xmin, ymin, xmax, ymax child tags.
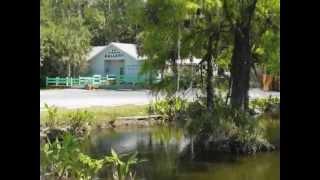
<box><xmin>41</xmin><ymin>133</ymin><xmax>102</xmax><ymax>179</ymax></box>
<box><xmin>182</xmin><ymin>95</ymin><xmax>275</xmax><ymax>154</ymax></box>
<box><xmin>149</xmin><ymin>97</ymin><xmax>188</xmax><ymax>121</ymax></box>
<box><xmin>105</xmin><ymin>148</ymin><xmax>146</xmax><ymax>180</ymax></box>
<box><xmin>66</xmin><ymin>110</ymin><xmax>95</xmax><ymax>136</ymax></box>
<box><xmin>249</xmin><ymin>96</ymin><xmax>280</xmax><ymax>113</ymax></box>
<box><xmin>44</xmin><ymin>103</ymin><xmax>59</xmax><ymax>128</ymax></box>
<box><xmin>41</xmin><ymin>134</ymin><xmax>145</xmax><ymax>180</ymax></box>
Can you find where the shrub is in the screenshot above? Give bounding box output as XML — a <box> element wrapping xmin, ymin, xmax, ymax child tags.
<box><xmin>66</xmin><ymin>110</ymin><xmax>95</xmax><ymax>136</ymax></box>
<box><xmin>149</xmin><ymin>97</ymin><xmax>188</xmax><ymax>121</ymax></box>
<box><xmin>183</xmin><ymin>95</ymin><xmax>274</xmax><ymax>154</ymax></box>
<box><xmin>249</xmin><ymin>96</ymin><xmax>280</xmax><ymax>113</ymax></box>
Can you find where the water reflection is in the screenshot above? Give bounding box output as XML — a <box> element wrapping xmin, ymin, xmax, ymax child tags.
<box><xmin>82</xmin><ymin>126</ymin><xmax>279</xmax><ymax>180</ymax></box>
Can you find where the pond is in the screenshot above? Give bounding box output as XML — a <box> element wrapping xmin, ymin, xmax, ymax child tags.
<box><xmin>81</xmin><ymin>126</ymin><xmax>280</xmax><ymax>180</ymax></box>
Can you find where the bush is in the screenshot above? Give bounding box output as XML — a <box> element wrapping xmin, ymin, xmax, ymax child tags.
<box><xmin>183</xmin><ymin>96</ymin><xmax>274</xmax><ymax>154</ymax></box>
<box><xmin>149</xmin><ymin>97</ymin><xmax>188</xmax><ymax>121</ymax></box>
<box><xmin>66</xmin><ymin>110</ymin><xmax>95</xmax><ymax>136</ymax></box>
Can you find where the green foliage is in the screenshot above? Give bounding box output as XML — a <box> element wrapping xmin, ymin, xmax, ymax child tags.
<box><xmin>249</xmin><ymin>96</ymin><xmax>280</xmax><ymax>113</ymax></box>
<box><xmin>41</xmin><ymin>0</ymin><xmax>91</xmax><ymax>78</ymax></box>
<box><xmin>41</xmin><ymin>105</ymin><xmax>150</xmax><ymax>128</ymax></box>
<box><xmin>183</xmin><ymin>95</ymin><xmax>273</xmax><ymax>152</ymax></box>
<box><xmin>44</xmin><ymin>103</ymin><xmax>59</xmax><ymax>128</ymax></box>
<box><xmin>85</xmin><ymin>0</ymin><xmax>144</xmax><ymax>45</ymax></box>
<box><xmin>41</xmin><ymin>133</ymin><xmax>103</xmax><ymax>180</ymax></box>
<box><xmin>104</xmin><ymin>148</ymin><xmax>146</xmax><ymax>180</ymax></box>
<box><xmin>41</xmin><ymin>134</ymin><xmax>145</xmax><ymax>180</ymax></box>
<box><xmin>149</xmin><ymin>97</ymin><xmax>188</xmax><ymax>121</ymax></box>
<box><xmin>42</xmin><ymin>104</ymin><xmax>95</xmax><ymax>130</ymax></box>
<box><xmin>258</xmin><ymin>30</ymin><xmax>280</xmax><ymax>75</ymax></box>
<box><xmin>78</xmin><ymin>153</ymin><xmax>104</xmax><ymax>179</ymax></box>
<box><xmin>66</xmin><ymin>110</ymin><xmax>95</xmax><ymax>136</ymax></box>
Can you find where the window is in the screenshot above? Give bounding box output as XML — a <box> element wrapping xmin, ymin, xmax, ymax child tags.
<box><xmin>120</xmin><ymin>67</ymin><xmax>124</xmax><ymax>75</ymax></box>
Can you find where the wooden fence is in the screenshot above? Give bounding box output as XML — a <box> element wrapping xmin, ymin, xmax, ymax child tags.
<box><xmin>46</xmin><ymin>75</ymin><xmax>147</xmax><ymax>88</ymax></box>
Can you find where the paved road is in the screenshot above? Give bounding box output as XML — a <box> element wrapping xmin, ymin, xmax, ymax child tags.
<box><xmin>40</xmin><ymin>88</ymin><xmax>279</xmax><ymax>110</ymax></box>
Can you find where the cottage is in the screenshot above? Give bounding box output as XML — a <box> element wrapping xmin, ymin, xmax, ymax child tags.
<box><xmin>87</xmin><ymin>42</ymin><xmax>147</xmax><ymax>84</ymax></box>
<box><xmin>87</xmin><ymin>42</ymin><xmax>206</xmax><ymax>84</ymax></box>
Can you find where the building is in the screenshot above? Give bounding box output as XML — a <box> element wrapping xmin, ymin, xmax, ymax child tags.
<box><xmin>87</xmin><ymin>42</ymin><xmax>147</xmax><ymax>84</ymax></box>
<box><xmin>87</xmin><ymin>42</ymin><xmax>206</xmax><ymax>84</ymax></box>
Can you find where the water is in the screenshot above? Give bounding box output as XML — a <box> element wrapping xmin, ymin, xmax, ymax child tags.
<box><xmin>81</xmin><ymin>126</ymin><xmax>280</xmax><ymax>180</ymax></box>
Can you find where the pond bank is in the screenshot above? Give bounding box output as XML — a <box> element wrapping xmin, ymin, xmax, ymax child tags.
<box><xmin>79</xmin><ymin>126</ymin><xmax>280</xmax><ymax>180</ymax></box>
<box><xmin>40</xmin><ymin>115</ymin><xmax>164</xmax><ymax>143</ymax></box>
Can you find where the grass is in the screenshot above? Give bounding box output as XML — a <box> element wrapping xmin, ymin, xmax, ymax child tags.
<box><xmin>40</xmin><ymin>105</ymin><xmax>150</xmax><ymax>127</ymax></box>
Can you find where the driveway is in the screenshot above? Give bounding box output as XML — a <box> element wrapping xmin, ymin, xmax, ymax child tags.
<box><xmin>40</xmin><ymin>88</ymin><xmax>279</xmax><ymax>110</ymax></box>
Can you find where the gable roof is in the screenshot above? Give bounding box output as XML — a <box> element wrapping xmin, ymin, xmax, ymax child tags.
<box><xmin>87</xmin><ymin>42</ymin><xmax>139</xmax><ymax>61</ymax></box>
<box><xmin>110</xmin><ymin>42</ymin><xmax>138</xmax><ymax>59</ymax></box>
<box><xmin>87</xmin><ymin>46</ymin><xmax>107</xmax><ymax>60</ymax></box>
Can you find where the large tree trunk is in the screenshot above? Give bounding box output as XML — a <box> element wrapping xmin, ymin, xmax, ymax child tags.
<box><xmin>230</xmin><ymin>26</ymin><xmax>251</xmax><ymax>111</ymax></box>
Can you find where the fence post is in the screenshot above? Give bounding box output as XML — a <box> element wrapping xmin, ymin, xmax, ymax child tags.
<box><xmin>56</xmin><ymin>77</ymin><xmax>59</xmax><ymax>86</ymax></box>
<box><xmin>66</xmin><ymin>77</ymin><xmax>69</xmax><ymax>87</ymax></box>
<box><xmin>46</xmin><ymin>77</ymin><xmax>48</xmax><ymax>87</ymax></box>
<box><xmin>70</xmin><ymin>77</ymin><xmax>73</xmax><ymax>87</ymax></box>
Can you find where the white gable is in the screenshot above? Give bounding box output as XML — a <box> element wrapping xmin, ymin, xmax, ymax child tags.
<box><xmin>87</xmin><ymin>42</ymin><xmax>139</xmax><ymax>61</ymax></box>
<box><xmin>105</xmin><ymin>47</ymin><xmax>124</xmax><ymax>59</ymax></box>
<box><xmin>110</xmin><ymin>42</ymin><xmax>138</xmax><ymax>59</ymax></box>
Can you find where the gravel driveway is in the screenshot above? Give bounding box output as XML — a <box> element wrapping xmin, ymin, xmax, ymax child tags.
<box><xmin>40</xmin><ymin>88</ymin><xmax>279</xmax><ymax>110</ymax></box>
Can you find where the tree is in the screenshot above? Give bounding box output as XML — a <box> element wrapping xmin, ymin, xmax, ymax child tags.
<box><xmin>223</xmin><ymin>0</ymin><xmax>258</xmax><ymax>111</ymax></box>
<box><xmin>190</xmin><ymin>0</ymin><xmax>228</xmax><ymax>112</ymax></box>
<box><xmin>40</xmin><ymin>0</ymin><xmax>91</xmax><ymax>78</ymax></box>
<box><xmin>138</xmin><ymin>0</ymin><xmax>190</xmax><ymax>95</ymax></box>
<box><xmin>84</xmin><ymin>0</ymin><xmax>143</xmax><ymax>45</ymax></box>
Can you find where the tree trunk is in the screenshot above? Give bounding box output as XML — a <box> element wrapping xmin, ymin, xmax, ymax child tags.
<box><xmin>68</xmin><ymin>63</ymin><xmax>71</xmax><ymax>77</ymax></box>
<box><xmin>206</xmin><ymin>35</ymin><xmax>214</xmax><ymax>112</ymax></box>
<box><xmin>261</xmin><ymin>74</ymin><xmax>273</xmax><ymax>91</ymax></box>
<box><xmin>230</xmin><ymin>27</ymin><xmax>251</xmax><ymax>111</ymax></box>
<box><xmin>170</xmin><ymin>52</ymin><xmax>178</xmax><ymax>86</ymax></box>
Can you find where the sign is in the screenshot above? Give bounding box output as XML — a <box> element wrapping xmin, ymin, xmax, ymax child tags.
<box><xmin>105</xmin><ymin>49</ymin><xmax>123</xmax><ymax>58</ymax></box>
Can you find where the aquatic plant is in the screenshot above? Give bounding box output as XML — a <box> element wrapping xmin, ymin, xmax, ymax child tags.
<box><xmin>104</xmin><ymin>148</ymin><xmax>146</xmax><ymax>180</ymax></box>
<box><xmin>41</xmin><ymin>134</ymin><xmax>146</xmax><ymax>180</ymax></box>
